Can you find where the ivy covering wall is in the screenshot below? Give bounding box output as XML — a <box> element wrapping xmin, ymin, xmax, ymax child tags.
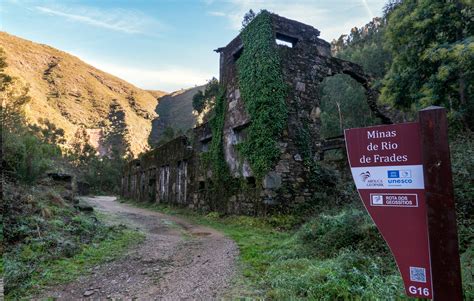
<box><xmin>206</xmin><ymin>88</ymin><xmax>230</xmax><ymax>182</ymax></box>
<box><xmin>205</xmin><ymin>10</ymin><xmax>288</xmax><ymax>194</ymax></box>
<box><xmin>236</xmin><ymin>10</ymin><xmax>289</xmax><ymax>179</ymax></box>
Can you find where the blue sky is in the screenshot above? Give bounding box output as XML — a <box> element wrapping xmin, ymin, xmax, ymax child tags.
<box><xmin>1</xmin><ymin>0</ymin><xmax>387</xmax><ymax>92</ymax></box>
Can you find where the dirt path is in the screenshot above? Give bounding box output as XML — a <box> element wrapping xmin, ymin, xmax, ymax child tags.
<box><xmin>39</xmin><ymin>196</ymin><xmax>239</xmax><ymax>300</ymax></box>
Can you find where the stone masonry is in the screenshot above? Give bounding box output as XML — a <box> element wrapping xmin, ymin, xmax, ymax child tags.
<box><xmin>121</xmin><ymin>13</ymin><xmax>390</xmax><ymax>215</ymax></box>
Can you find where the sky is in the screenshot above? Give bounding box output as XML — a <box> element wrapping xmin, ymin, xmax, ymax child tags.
<box><xmin>1</xmin><ymin>0</ymin><xmax>387</xmax><ymax>92</ymax></box>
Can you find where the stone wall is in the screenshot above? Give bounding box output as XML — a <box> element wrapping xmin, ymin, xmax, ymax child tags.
<box><xmin>121</xmin><ymin>13</ymin><xmax>390</xmax><ymax>214</ymax></box>
<box><xmin>121</xmin><ymin>136</ymin><xmax>194</xmax><ymax>205</ymax></box>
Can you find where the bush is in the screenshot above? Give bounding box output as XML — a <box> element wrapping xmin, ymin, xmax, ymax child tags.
<box><xmin>2</xmin><ymin>124</ymin><xmax>60</xmax><ymax>183</ymax></box>
<box><xmin>297</xmin><ymin>208</ymin><xmax>389</xmax><ymax>259</ymax></box>
<box><xmin>461</xmin><ymin>244</ymin><xmax>473</xmax><ymax>299</ymax></box>
<box><xmin>266</xmin><ymin>250</ymin><xmax>404</xmax><ymax>300</ymax></box>
<box><xmin>450</xmin><ymin>133</ymin><xmax>474</xmax><ymax>252</ymax></box>
<box><xmin>2</xmin><ymin>181</ymin><xmax>117</xmax><ymax>296</ymax></box>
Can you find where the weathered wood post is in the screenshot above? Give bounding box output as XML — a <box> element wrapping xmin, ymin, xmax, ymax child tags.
<box><xmin>418</xmin><ymin>106</ymin><xmax>463</xmax><ymax>300</ymax></box>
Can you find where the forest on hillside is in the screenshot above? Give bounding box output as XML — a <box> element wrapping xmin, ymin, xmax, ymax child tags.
<box><xmin>1</xmin><ymin>0</ymin><xmax>473</xmax><ymax>299</ymax></box>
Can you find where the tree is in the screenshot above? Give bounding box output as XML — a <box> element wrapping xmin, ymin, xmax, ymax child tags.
<box><xmin>381</xmin><ymin>0</ymin><xmax>474</xmax><ymax>129</ymax></box>
<box><xmin>320</xmin><ymin>75</ymin><xmax>379</xmax><ymax>138</ymax></box>
<box><xmin>158</xmin><ymin>126</ymin><xmax>175</xmax><ymax>145</ymax></box>
<box><xmin>192</xmin><ymin>90</ymin><xmax>205</xmax><ymax>113</ymax></box>
<box><xmin>192</xmin><ymin>77</ymin><xmax>219</xmax><ymax>114</ymax></box>
<box><xmin>242</xmin><ymin>9</ymin><xmax>256</xmax><ymax>29</ymax></box>
<box><xmin>30</xmin><ymin>118</ymin><xmax>66</xmax><ymax>145</ymax></box>
<box><xmin>332</xmin><ymin>17</ymin><xmax>392</xmax><ymax>82</ymax></box>
<box><xmin>1</xmin><ymin>48</ymin><xmax>60</xmax><ymax>183</ymax></box>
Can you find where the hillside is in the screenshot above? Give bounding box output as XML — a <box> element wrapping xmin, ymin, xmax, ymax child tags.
<box><xmin>149</xmin><ymin>85</ymin><xmax>204</xmax><ymax>145</ymax></box>
<box><xmin>0</xmin><ymin>32</ymin><xmax>166</xmax><ymax>156</ymax></box>
<box><xmin>146</xmin><ymin>90</ymin><xmax>168</xmax><ymax>99</ymax></box>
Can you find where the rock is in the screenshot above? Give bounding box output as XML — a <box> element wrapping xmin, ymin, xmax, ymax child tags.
<box><xmin>61</xmin><ymin>191</ymin><xmax>73</xmax><ymax>201</ymax></box>
<box><xmin>296</xmin><ymin>81</ymin><xmax>305</xmax><ymax>92</ymax></box>
<box><xmin>235</xmin><ymin>89</ymin><xmax>240</xmax><ymax>99</ymax></box>
<box><xmin>74</xmin><ymin>201</ymin><xmax>94</xmax><ymax>212</ymax></box>
<box><xmin>83</xmin><ymin>289</ymin><xmax>95</xmax><ymax>297</ymax></box>
<box><xmin>294</xmin><ymin>154</ymin><xmax>303</xmax><ymax>161</ymax></box>
<box><xmin>275</xmin><ymin>161</ymin><xmax>290</xmax><ymax>173</ymax></box>
<box><xmin>295</xmin><ymin>196</ymin><xmax>305</xmax><ymax>203</ymax></box>
<box><xmin>310</xmin><ymin>107</ymin><xmax>321</xmax><ymax>121</ymax></box>
<box><xmin>263</xmin><ymin>172</ymin><xmax>282</xmax><ymax>189</ymax></box>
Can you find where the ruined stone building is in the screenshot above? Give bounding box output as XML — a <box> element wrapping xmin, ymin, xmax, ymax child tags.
<box><xmin>121</xmin><ymin>12</ymin><xmax>390</xmax><ymax>214</ymax></box>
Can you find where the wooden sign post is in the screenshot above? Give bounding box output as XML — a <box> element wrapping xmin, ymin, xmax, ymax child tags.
<box><xmin>419</xmin><ymin>106</ymin><xmax>463</xmax><ymax>300</ymax></box>
<box><xmin>344</xmin><ymin>106</ymin><xmax>463</xmax><ymax>299</ymax></box>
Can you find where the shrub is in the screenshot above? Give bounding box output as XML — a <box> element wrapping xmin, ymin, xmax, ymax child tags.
<box><xmin>450</xmin><ymin>133</ymin><xmax>474</xmax><ymax>252</ymax></box>
<box><xmin>297</xmin><ymin>208</ymin><xmax>389</xmax><ymax>259</ymax></box>
<box><xmin>2</xmin><ymin>182</ymin><xmax>118</xmax><ymax>295</ymax></box>
<box><xmin>266</xmin><ymin>250</ymin><xmax>404</xmax><ymax>300</ymax></box>
<box><xmin>2</xmin><ymin>126</ymin><xmax>60</xmax><ymax>183</ymax></box>
<box><xmin>461</xmin><ymin>244</ymin><xmax>473</xmax><ymax>299</ymax></box>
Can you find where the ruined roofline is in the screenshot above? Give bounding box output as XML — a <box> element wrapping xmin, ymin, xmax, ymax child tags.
<box><xmin>269</xmin><ymin>12</ymin><xmax>321</xmax><ymax>37</ymax></box>
<box><xmin>214</xmin><ymin>11</ymin><xmax>323</xmax><ymax>54</ymax></box>
<box><xmin>150</xmin><ymin>135</ymin><xmax>190</xmax><ymax>153</ymax></box>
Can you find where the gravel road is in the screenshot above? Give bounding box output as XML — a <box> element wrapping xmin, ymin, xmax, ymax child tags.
<box><xmin>38</xmin><ymin>196</ymin><xmax>238</xmax><ymax>300</ymax></box>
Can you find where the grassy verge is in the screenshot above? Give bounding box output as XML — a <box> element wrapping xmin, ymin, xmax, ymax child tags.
<box><xmin>20</xmin><ymin>229</ymin><xmax>143</xmax><ymax>299</ymax></box>
<box><xmin>3</xmin><ymin>182</ymin><xmax>145</xmax><ymax>300</ymax></box>
<box><xmin>38</xmin><ymin>229</ymin><xmax>142</xmax><ymax>284</ymax></box>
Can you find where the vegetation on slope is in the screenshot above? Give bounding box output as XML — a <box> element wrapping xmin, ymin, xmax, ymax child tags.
<box><xmin>149</xmin><ymin>85</ymin><xmax>205</xmax><ymax>146</ymax></box>
<box><xmin>1</xmin><ymin>48</ymin><xmax>144</xmax><ymax>299</ymax></box>
<box><xmin>3</xmin><ymin>182</ymin><xmax>144</xmax><ymax>299</ymax></box>
<box><xmin>0</xmin><ymin>32</ymin><xmax>158</xmax><ymax>156</ymax></box>
<box><xmin>381</xmin><ymin>0</ymin><xmax>474</xmax><ymax>129</ymax></box>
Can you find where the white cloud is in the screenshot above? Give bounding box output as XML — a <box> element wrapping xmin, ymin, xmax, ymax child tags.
<box><xmin>208</xmin><ymin>11</ymin><xmax>227</xmax><ymax>17</ymax></box>
<box><xmin>75</xmin><ymin>55</ymin><xmax>213</xmax><ymax>92</ymax></box>
<box><xmin>35</xmin><ymin>5</ymin><xmax>165</xmax><ymax>35</ymax></box>
<box><xmin>319</xmin><ymin>17</ymin><xmax>372</xmax><ymax>42</ymax></box>
<box><xmin>219</xmin><ymin>1</ymin><xmax>329</xmax><ymax>31</ymax></box>
<box><xmin>206</xmin><ymin>0</ymin><xmax>383</xmax><ymax>41</ymax></box>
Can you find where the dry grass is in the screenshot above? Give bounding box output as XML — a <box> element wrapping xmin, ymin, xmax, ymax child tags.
<box><xmin>0</xmin><ymin>31</ymin><xmax>166</xmax><ymax>156</ymax></box>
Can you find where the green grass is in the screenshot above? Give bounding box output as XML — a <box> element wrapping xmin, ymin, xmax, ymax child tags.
<box><xmin>6</xmin><ymin>228</ymin><xmax>144</xmax><ymax>300</ymax></box>
<box><xmin>3</xmin><ymin>182</ymin><xmax>146</xmax><ymax>300</ymax></box>
<box><xmin>39</xmin><ymin>229</ymin><xmax>143</xmax><ymax>284</ymax></box>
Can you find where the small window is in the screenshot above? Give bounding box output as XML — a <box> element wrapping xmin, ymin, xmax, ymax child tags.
<box><xmin>275</xmin><ymin>32</ymin><xmax>298</xmax><ymax>48</ymax></box>
<box><xmin>198</xmin><ymin>181</ymin><xmax>205</xmax><ymax>190</ymax></box>
<box><xmin>200</xmin><ymin>136</ymin><xmax>212</xmax><ymax>152</ymax></box>
<box><xmin>149</xmin><ymin>178</ymin><xmax>156</xmax><ymax>186</ymax></box>
<box><xmin>276</xmin><ymin>39</ymin><xmax>293</xmax><ymax>47</ymax></box>
<box><xmin>233</xmin><ymin>46</ymin><xmax>243</xmax><ymax>62</ymax></box>
<box><xmin>232</xmin><ymin>123</ymin><xmax>249</xmax><ymax>145</ymax></box>
<box><xmin>246</xmin><ymin>176</ymin><xmax>256</xmax><ymax>188</ymax></box>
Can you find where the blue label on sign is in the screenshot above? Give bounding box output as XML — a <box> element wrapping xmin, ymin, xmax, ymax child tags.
<box><xmin>388</xmin><ymin>170</ymin><xmax>400</xmax><ymax>178</ymax></box>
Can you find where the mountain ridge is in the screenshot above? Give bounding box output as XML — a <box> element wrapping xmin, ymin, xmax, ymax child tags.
<box><xmin>0</xmin><ymin>31</ymin><xmax>166</xmax><ymax>156</ymax></box>
<box><xmin>149</xmin><ymin>85</ymin><xmax>205</xmax><ymax>145</ymax></box>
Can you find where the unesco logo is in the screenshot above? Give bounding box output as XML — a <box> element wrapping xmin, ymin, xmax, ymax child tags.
<box><xmin>387</xmin><ymin>169</ymin><xmax>413</xmax><ymax>185</ymax></box>
<box><xmin>388</xmin><ymin>170</ymin><xmax>412</xmax><ymax>178</ymax></box>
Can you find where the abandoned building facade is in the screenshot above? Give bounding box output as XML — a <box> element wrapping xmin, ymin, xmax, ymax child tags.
<box><xmin>121</xmin><ymin>13</ymin><xmax>389</xmax><ymax>214</ymax></box>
